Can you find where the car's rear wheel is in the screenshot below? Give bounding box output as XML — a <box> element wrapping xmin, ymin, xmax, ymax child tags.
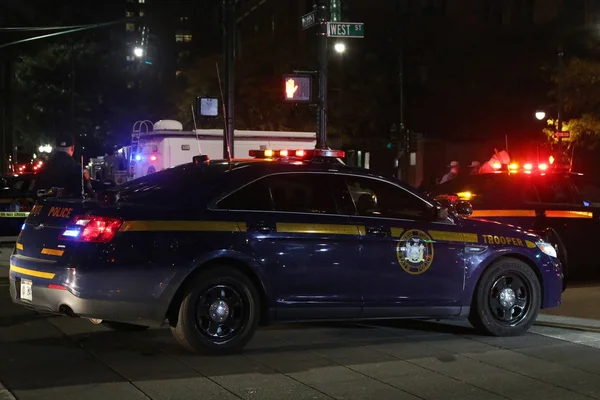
<box><xmin>101</xmin><ymin>321</ymin><xmax>149</xmax><ymax>331</ymax></box>
<box><xmin>469</xmin><ymin>257</ymin><xmax>541</xmax><ymax>336</ymax></box>
<box><xmin>170</xmin><ymin>266</ymin><xmax>260</xmax><ymax>355</ymax></box>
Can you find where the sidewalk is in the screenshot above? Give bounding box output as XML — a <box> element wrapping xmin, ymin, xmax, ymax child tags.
<box><xmin>0</xmin><ymin>245</ymin><xmax>10</xmax><ymax>280</ymax></box>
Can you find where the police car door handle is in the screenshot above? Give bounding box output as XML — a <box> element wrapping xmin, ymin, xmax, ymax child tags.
<box><xmin>366</xmin><ymin>226</ymin><xmax>390</xmax><ymax>237</ymax></box>
<box><xmin>248</xmin><ymin>222</ymin><xmax>274</xmax><ymax>233</ymax></box>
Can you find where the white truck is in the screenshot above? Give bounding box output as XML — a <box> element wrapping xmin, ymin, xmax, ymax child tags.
<box><xmin>121</xmin><ymin>120</ymin><xmax>317</xmax><ymax>181</ymax></box>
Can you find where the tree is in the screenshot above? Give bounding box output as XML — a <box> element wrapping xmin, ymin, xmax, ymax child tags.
<box><xmin>543</xmin><ymin>57</ymin><xmax>600</xmax><ymax>149</ymax></box>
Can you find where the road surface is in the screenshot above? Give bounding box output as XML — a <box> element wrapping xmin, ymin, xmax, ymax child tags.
<box><xmin>3</xmin><ymin>245</ymin><xmax>600</xmax><ymax>400</ymax></box>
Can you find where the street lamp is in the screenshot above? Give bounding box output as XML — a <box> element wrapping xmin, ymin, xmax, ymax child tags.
<box><xmin>535</xmin><ymin>111</ymin><xmax>546</xmax><ymax>120</ymax></box>
<box><xmin>334</xmin><ymin>42</ymin><xmax>346</xmax><ymax>54</ymax></box>
<box><xmin>133</xmin><ymin>47</ymin><xmax>144</xmax><ymax>58</ymax></box>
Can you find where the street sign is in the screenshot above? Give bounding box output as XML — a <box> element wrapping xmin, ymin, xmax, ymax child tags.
<box><xmin>283</xmin><ymin>75</ymin><xmax>312</xmax><ymax>102</ymax></box>
<box><xmin>301</xmin><ymin>11</ymin><xmax>316</xmax><ymax>30</ymax></box>
<box><xmin>554</xmin><ymin>131</ymin><xmax>570</xmax><ymax>138</ymax></box>
<box><xmin>326</xmin><ymin>22</ymin><xmax>364</xmax><ymax>38</ymax></box>
<box><xmin>198</xmin><ymin>97</ymin><xmax>219</xmax><ymax>117</ymax></box>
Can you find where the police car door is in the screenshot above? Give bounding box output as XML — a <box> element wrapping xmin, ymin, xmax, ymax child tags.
<box><xmin>215</xmin><ymin>172</ymin><xmax>362</xmax><ymax>320</ymax></box>
<box><xmin>338</xmin><ymin>174</ymin><xmax>465</xmax><ymax>318</ymax></box>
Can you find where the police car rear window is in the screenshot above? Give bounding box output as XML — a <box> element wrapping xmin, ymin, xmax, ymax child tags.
<box><xmin>113</xmin><ymin>163</ymin><xmax>229</xmax><ymax>205</ymax></box>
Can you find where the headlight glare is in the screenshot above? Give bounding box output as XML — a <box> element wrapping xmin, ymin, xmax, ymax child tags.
<box><xmin>536</xmin><ymin>240</ymin><xmax>558</xmax><ymax>258</ymax></box>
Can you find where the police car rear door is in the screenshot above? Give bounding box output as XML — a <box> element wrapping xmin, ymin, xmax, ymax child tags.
<box><xmin>337</xmin><ymin>174</ymin><xmax>466</xmax><ymax>318</ymax></box>
<box><xmin>215</xmin><ymin>171</ymin><xmax>362</xmax><ymax>320</ymax></box>
<box><xmin>530</xmin><ymin>175</ymin><xmax>599</xmax><ymax>281</ymax></box>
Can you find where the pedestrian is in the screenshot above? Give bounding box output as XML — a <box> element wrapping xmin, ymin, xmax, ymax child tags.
<box><xmin>440</xmin><ymin>161</ymin><xmax>459</xmax><ymax>184</ymax></box>
<box><xmin>468</xmin><ymin>161</ymin><xmax>481</xmax><ymax>175</ymax></box>
<box><xmin>33</xmin><ymin>134</ymin><xmax>90</xmax><ymax>197</ymax></box>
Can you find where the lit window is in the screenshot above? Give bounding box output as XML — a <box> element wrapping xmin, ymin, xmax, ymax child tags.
<box><xmin>180</xmin><ymin>16</ymin><xmax>189</xmax><ymax>22</ymax></box>
<box><xmin>183</xmin><ymin>34</ymin><xmax>192</xmax><ymax>42</ymax></box>
<box><xmin>139</xmin><ymin>11</ymin><xmax>145</xmax><ymax>16</ymax></box>
<box><xmin>139</xmin><ymin>0</ymin><xmax>145</xmax><ymax>3</ymax></box>
<box><xmin>175</xmin><ymin>34</ymin><xmax>183</xmax><ymax>42</ymax></box>
<box><xmin>126</xmin><ymin>11</ymin><xmax>135</xmax><ymax>17</ymax></box>
<box><xmin>126</xmin><ymin>55</ymin><xmax>135</xmax><ymax>61</ymax></box>
<box><xmin>176</xmin><ymin>70</ymin><xmax>182</xmax><ymax>77</ymax></box>
<box><xmin>126</xmin><ymin>23</ymin><xmax>135</xmax><ymax>31</ymax></box>
<box><xmin>127</xmin><ymin>81</ymin><xmax>135</xmax><ymax>89</ymax></box>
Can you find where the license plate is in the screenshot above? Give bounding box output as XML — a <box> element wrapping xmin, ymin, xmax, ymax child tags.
<box><xmin>20</xmin><ymin>279</ymin><xmax>32</xmax><ymax>302</ymax></box>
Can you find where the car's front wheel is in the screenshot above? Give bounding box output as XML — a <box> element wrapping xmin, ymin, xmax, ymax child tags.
<box><xmin>170</xmin><ymin>266</ymin><xmax>260</xmax><ymax>355</ymax></box>
<box><xmin>469</xmin><ymin>257</ymin><xmax>541</xmax><ymax>336</ymax></box>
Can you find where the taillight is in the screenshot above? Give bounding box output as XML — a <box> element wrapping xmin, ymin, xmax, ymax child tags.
<box><xmin>59</xmin><ymin>216</ymin><xmax>123</xmax><ymax>243</ymax></box>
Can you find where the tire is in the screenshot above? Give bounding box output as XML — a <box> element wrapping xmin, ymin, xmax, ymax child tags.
<box><xmin>101</xmin><ymin>321</ymin><xmax>150</xmax><ymax>331</ymax></box>
<box><xmin>468</xmin><ymin>257</ymin><xmax>541</xmax><ymax>336</ymax></box>
<box><xmin>170</xmin><ymin>266</ymin><xmax>260</xmax><ymax>355</ymax></box>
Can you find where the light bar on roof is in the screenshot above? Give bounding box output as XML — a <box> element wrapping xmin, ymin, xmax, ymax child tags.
<box><xmin>248</xmin><ymin>149</ymin><xmax>346</xmax><ymax>159</ymax></box>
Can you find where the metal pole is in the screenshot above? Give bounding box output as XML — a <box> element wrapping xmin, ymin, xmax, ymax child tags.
<box><xmin>316</xmin><ymin>0</ymin><xmax>328</xmax><ymax>149</ymax></box>
<box><xmin>223</xmin><ymin>0</ymin><xmax>235</xmax><ymax>158</ymax></box>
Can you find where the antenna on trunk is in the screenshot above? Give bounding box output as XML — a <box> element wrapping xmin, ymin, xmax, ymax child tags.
<box><xmin>216</xmin><ymin>62</ymin><xmax>232</xmax><ymax>170</ymax></box>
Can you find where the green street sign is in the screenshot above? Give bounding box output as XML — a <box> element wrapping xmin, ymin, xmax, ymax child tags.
<box><xmin>326</xmin><ymin>22</ymin><xmax>364</xmax><ymax>38</ymax></box>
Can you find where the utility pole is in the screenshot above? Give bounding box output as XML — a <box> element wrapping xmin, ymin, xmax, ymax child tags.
<box><xmin>315</xmin><ymin>0</ymin><xmax>329</xmax><ymax>149</ymax></box>
<box><xmin>223</xmin><ymin>0</ymin><xmax>236</xmax><ymax>158</ymax></box>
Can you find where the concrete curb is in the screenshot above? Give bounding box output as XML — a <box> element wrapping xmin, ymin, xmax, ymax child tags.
<box><xmin>535</xmin><ymin>314</ymin><xmax>600</xmax><ymax>333</ymax></box>
<box><xmin>0</xmin><ymin>382</ymin><xmax>16</xmax><ymax>400</ymax></box>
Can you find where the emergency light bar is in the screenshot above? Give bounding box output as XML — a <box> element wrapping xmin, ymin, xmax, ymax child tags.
<box><xmin>249</xmin><ymin>149</ymin><xmax>345</xmax><ymax>159</ymax></box>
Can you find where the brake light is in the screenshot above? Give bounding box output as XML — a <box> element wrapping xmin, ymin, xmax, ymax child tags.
<box><xmin>295</xmin><ymin>150</ymin><xmax>306</xmax><ymax>157</ymax></box>
<box><xmin>524</xmin><ymin>163</ymin><xmax>533</xmax><ymax>171</ymax></box>
<box><xmin>279</xmin><ymin>149</ymin><xmax>289</xmax><ymax>157</ymax></box>
<box><xmin>538</xmin><ymin>163</ymin><xmax>548</xmax><ymax>171</ymax></box>
<box><xmin>492</xmin><ymin>162</ymin><xmax>501</xmax><ymax>170</ymax></box>
<box><xmin>59</xmin><ymin>216</ymin><xmax>123</xmax><ymax>243</ymax></box>
<box><xmin>150</xmin><ymin>155</ymin><xmax>157</xmax><ymax>161</ymax></box>
<box><xmin>508</xmin><ymin>163</ymin><xmax>518</xmax><ymax>171</ymax></box>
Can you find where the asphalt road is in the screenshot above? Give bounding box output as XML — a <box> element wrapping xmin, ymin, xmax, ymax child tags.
<box><xmin>2</xmin><ymin>283</ymin><xmax>600</xmax><ymax>400</ymax></box>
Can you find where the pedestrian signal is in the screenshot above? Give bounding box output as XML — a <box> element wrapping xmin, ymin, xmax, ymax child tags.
<box><xmin>283</xmin><ymin>75</ymin><xmax>312</xmax><ymax>102</ymax></box>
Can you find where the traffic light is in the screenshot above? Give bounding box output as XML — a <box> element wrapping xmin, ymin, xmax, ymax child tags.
<box><xmin>283</xmin><ymin>75</ymin><xmax>312</xmax><ymax>102</ymax></box>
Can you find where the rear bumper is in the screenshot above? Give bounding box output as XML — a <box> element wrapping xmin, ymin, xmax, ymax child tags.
<box><xmin>9</xmin><ymin>277</ymin><xmax>164</xmax><ymax>327</ymax></box>
<box><xmin>8</xmin><ymin>256</ymin><xmax>176</xmax><ymax>328</ymax></box>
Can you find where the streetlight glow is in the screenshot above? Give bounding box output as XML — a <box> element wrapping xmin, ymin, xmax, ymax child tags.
<box><xmin>535</xmin><ymin>111</ymin><xmax>546</xmax><ymax>120</ymax></box>
<box><xmin>38</xmin><ymin>144</ymin><xmax>52</xmax><ymax>153</ymax></box>
<box><xmin>334</xmin><ymin>42</ymin><xmax>346</xmax><ymax>54</ymax></box>
<box><xmin>133</xmin><ymin>47</ymin><xmax>144</xmax><ymax>57</ymax></box>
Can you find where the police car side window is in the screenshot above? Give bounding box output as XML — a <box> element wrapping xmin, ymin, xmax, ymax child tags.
<box><xmin>345</xmin><ymin>176</ymin><xmax>430</xmax><ymax>220</ymax></box>
<box><xmin>217</xmin><ymin>178</ymin><xmax>273</xmax><ymax>211</ymax></box>
<box><xmin>534</xmin><ymin>179</ymin><xmax>576</xmax><ymax>204</ymax></box>
<box><xmin>267</xmin><ymin>173</ymin><xmax>338</xmax><ymax>214</ymax></box>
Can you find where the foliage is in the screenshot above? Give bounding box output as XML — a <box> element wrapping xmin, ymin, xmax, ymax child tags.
<box><xmin>544</xmin><ymin>56</ymin><xmax>600</xmax><ymax>149</ymax></box>
<box><xmin>12</xmin><ymin>38</ymin><xmax>104</xmax><ymax>153</ymax></box>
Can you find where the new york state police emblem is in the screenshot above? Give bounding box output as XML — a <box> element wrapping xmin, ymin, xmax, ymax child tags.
<box><xmin>396</xmin><ymin>229</ymin><xmax>434</xmax><ymax>275</ymax></box>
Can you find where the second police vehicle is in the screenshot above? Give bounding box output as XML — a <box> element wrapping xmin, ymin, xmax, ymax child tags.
<box><xmin>8</xmin><ymin>149</ymin><xmax>563</xmax><ymax>354</ymax></box>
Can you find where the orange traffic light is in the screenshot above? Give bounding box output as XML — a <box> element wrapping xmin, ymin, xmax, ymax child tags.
<box><xmin>282</xmin><ymin>75</ymin><xmax>311</xmax><ymax>102</ymax></box>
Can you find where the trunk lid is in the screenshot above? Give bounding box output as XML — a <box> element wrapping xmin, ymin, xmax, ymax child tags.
<box><xmin>17</xmin><ymin>198</ymin><xmax>101</xmax><ymax>261</ymax></box>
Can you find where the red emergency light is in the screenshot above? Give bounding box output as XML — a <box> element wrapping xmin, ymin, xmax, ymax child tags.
<box><xmin>249</xmin><ymin>149</ymin><xmax>345</xmax><ymax>159</ymax></box>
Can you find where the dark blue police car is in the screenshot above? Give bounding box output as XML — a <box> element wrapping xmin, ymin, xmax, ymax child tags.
<box><xmin>9</xmin><ymin>149</ymin><xmax>563</xmax><ymax>354</ymax></box>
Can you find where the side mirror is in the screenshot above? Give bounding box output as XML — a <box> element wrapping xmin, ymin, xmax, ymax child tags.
<box><xmin>455</xmin><ymin>200</ymin><xmax>473</xmax><ymax>217</ymax></box>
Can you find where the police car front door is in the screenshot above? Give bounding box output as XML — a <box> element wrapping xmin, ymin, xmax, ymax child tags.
<box><xmin>338</xmin><ymin>175</ymin><xmax>465</xmax><ymax>318</ymax></box>
<box><xmin>215</xmin><ymin>172</ymin><xmax>362</xmax><ymax>320</ymax></box>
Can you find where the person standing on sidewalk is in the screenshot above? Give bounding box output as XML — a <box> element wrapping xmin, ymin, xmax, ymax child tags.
<box><xmin>33</xmin><ymin>134</ymin><xmax>88</xmax><ymax>198</ymax></box>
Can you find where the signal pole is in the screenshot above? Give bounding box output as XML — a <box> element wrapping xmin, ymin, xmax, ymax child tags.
<box><xmin>316</xmin><ymin>0</ymin><xmax>329</xmax><ymax>150</ymax></box>
<box><xmin>223</xmin><ymin>0</ymin><xmax>236</xmax><ymax>158</ymax></box>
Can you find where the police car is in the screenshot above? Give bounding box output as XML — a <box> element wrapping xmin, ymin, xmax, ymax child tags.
<box><xmin>428</xmin><ymin>161</ymin><xmax>600</xmax><ymax>285</ymax></box>
<box><xmin>9</xmin><ymin>149</ymin><xmax>563</xmax><ymax>355</ymax></box>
